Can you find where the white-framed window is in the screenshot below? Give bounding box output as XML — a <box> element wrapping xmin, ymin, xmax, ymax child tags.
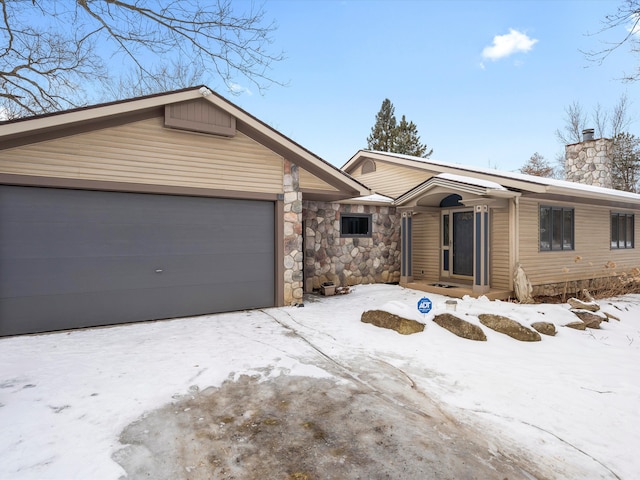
<box><xmin>539</xmin><ymin>206</ymin><xmax>574</xmax><ymax>251</ymax></box>
<box><xmin>611</xmin><ymin>212</ymin><xmax>634</xmax><ymax>249</ymax></box>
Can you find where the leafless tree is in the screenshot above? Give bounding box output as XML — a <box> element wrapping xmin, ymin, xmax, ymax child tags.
<box><xmin>0</xmin><ymin>0</ymin><xmax>283</xmax><ymax>118</ymax></box>
<box><xmin>103</xmin><ymin>60</ymin><xmax>208</xmax><ymax>101</ymax></box>
<box><xmin>556</xmin><ymin>94</ymin><xmax>632</xmax><ymax>144</ymax></box>
<box><xmin>555</xmin><ymin>101</ymin><xmax>587</xmax><ymax>145</ymax></box>
<box><xmin>584</xmin><ymin>0</ymin><xmax>640</xmax><ymax>81</ymax></box>
<box><xmin>610</xmin><ymin>93</ymin><xmax>632</xmax><ymax>137</ymax></box>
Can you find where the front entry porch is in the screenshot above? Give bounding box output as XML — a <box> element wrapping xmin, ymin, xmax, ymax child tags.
<box><xmin>402</xmin><ymin>279</ymin><xmax>513</xmax><ymax>300</ymax></box>
<box><xmin>396</xmin><ymin>177</ymin><xmax>521</xmax><ymax>301</ymax></box>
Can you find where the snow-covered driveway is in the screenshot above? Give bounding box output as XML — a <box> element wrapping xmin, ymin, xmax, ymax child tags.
<box><xmin>1</xmin><ymin>285</ymin><xmax>638</xmax><ymax>479</ymax></box>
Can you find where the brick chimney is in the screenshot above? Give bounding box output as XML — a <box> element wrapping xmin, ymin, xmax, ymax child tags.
<box><xmin>564</xmin><ymin>129</ymin><xmax>613</xmax><ymax>188</ymax></box>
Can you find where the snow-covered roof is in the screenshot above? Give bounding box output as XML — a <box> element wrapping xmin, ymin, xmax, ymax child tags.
<box><xmin>344</xmin><ymin>150</ymin><xmax>640</xmax><ymax>206</ymax></box>
<box><xmin>436</xmin><ymin>173</ymin><xmax>506</xmax><ymax>191</ymax></box>
<box><xmin>339</xmin><ymin>193</ymin><xmax>394</xmax><ymax>205</ymax></box>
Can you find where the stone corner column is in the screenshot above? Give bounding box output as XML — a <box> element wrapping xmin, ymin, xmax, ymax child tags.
<box><xmin>283</xmin><ymin>160</ymin><xmax>303</xmax><ymax>305</ymax></box>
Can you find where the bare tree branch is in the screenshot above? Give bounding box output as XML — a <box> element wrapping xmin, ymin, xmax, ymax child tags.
<box><xmin>610</xmin><ymin>92</ymin><xmax>632</xmax><ymax>137</ymax></box>
<box><xmin>0</xmin><ymin>0</ymin><xmax>284</xmax><ymax>118</ymax></box>
<box><xmin>583</xmin><ymin>0</ymin><xmax>640</xmax><ymax>81</ymax></box>
<box><xmin>555</xmin><ymin>101</ymin><xmax>586</xmax><ymax>144</ymax></box>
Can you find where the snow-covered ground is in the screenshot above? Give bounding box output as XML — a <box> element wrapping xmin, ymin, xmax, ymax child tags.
<box><xmin>1</xmin><ymin>284</ymin><xmax>638</xmax><ymax>479</ymax></box>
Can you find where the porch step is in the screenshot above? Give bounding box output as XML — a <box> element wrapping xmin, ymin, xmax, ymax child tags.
<box><xmin>403</xmin><ymin>282</ymin><xmax>513</xmax><ymax>301</ymax></box>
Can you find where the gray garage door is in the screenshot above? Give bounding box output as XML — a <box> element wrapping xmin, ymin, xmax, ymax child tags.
<box><xmin>0</xmin><ymin>185</ymin><xmax>275</xmax><ymax>336</ymax></box>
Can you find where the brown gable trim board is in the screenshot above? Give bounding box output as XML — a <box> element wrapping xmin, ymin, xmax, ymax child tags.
<box><xmin>0</xmin><ymin>108</ymin><xmax>163</xmax><ymax>151</ymax></box>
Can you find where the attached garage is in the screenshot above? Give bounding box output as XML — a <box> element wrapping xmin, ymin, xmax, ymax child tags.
<box><xmin>0</xmin><ymin>185</ymin><xmax>275</xmax><ymax>336</ymax></box>
<box><xmin>0</xmin><ymin>87</ymin><xmax>370</xmax><ymax>336</ymax></box>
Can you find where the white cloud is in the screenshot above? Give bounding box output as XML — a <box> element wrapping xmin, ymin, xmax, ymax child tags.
<box><xmin>0</xmin><ymin>106</ymin><xmax>9</xmax><ymax>121</ymax></box>
<box><xmin>481</xmin><ymin>28</ymin><xmax>538</xmax><ymax>61</ymax></box>
<box><xmin>228</xmin><ymin>82</ymin><xmax>253</xmax><ymax>96</ymax></box>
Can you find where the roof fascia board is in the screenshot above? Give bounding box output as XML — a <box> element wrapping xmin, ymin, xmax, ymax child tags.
<box><xmin>0</xmin><ymin>109</ymin><xmax>162</xmax><ymax>151</ymax></box>
<box><xmin>543</xmin><ymin>185</ymin><xmax>640</xmax><ymax>206</ymax></box>
<box><xmin>525</xmin><ymin>191</ymin><xmax>640</xmax><ymax>210</ymax></box>
<box><xmin>0</xmin><ymin>89</ymin><xmax>202</xmax><ymax>139</ymax></box>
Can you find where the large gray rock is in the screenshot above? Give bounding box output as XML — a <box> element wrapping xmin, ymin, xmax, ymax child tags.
<box><xmin>531</xmin><ymin>321</ymin><xmax>557</xmax><ymax>336</ymax></box>
<box><xmin>568</xmin><ymin>298</ymin><xmax>600</xmax><ymax>312</ymax></box>
<box><xmin>361</xmin><ymin>310</ymin><xmax>425</xmax><ymax>335</ymax></box>
<box><xmin>565</xmin><ymin>321</ymin><xmax>587</xmax><ymax>331</ymax></box>
<box><xmin>603</xmin><ymin>311</ymin><xmax>620</xmax><ymax>322</ymax></box>
<box><xmin>572</xmin><ymin>310</ymin><xmax>603</xmax><ymax>329</ymax></box>
<box><xmin>478</xmin><ymin>314</ymin><xmax>541</xmax><ymax>342</ymax></box>
<box><xmin>432</xmin><ymin>314</ymin><xmax>487</xmax><ymax>341</ymax></box>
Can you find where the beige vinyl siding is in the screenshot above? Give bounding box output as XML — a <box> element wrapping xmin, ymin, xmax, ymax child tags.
<box><xmin>351</xmin><ymin>161</ymin><xmax>433</xmax><ymax>198</ymax></box>
<box><xmin>412</xmin><ymin>211</ymin><xmax>440</xmax><ymax>280</ymax></box>
<box><xmin>0</xmin><ymin>116</ymin><xmax>284</xmax><ymax>193</ymax></box>
<box><xmin>518</xmin><ymin>198</ymin><xmax>640</xmax><ymax>286</ymax></box>
<box><xmin>299</xmin><ymin>168</ymin><xmax>339</xmax><ymax>192</ymax></box>
<box><xmin>490</xmin><ymin>208</ymin><xmax>511</xmax><ymax>289</ymax></box>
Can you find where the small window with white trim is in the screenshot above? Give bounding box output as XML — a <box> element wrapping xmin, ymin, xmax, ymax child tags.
<box><xmin>539</xmin><ymin>206</ymin><xmax>574</xmax><ymax>251</ymax></box>
<box><xmin>611</xmin><ymin>212</ymin><xmax>634</xmax><ymax>249</ymax></box>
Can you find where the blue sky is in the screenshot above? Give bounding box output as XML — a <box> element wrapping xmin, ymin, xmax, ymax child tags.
<box><xmin>220</xmin><ymin>0</ymin><xmax>640</xmax><ymax>172</ymax></box>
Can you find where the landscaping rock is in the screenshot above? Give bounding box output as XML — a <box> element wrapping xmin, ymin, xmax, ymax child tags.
<box><xmin>565</xmin><ymin>321</ymin><xmax>587</xmax><ymax>330</ymax></box>
<box><xmin>531</xmin><ymin>321</ymin><xmax>557</xmax><ymax>336</ymax></box>
<box><xmin>603</xmin><ymin>311</ymin><xmax>620</xmax><ymax>321</ymax></box>
<box><xmin>478</xmin><ymin>314</ymin><xmax>541</xmax><ymax>342</ymax></box>
<box><xmin>432</xmin><ymin>314</ymin><xmax>487</xmax><ymax>341</ymax></box>
<box><xmin>513</xmin><ymin>263</ymin><xmax>534</xmax><ymax>304</ymax></box>
<box><xmin>361</xmin><ymin>310</ymin><xmax>425</xmax><ymax>335</ymax></box>
<box><xmin>568</xmin><ymin>297</ymin><xmax>600</xmax><ymax>312</ymax></box>
<box><xmin>571</xmin><ymin>310</ymin><xmax>603</xmax><ymax>329</ymax></box>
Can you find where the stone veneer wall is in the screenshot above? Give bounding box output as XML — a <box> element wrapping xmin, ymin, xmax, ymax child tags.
<box><xmin>302</xmin><ymin>202</ymin><xmax>401</xmax><ymax>291</ymax></box>
<box><xmin>565</xmin><ymin>138</ymin><xmax>613</xmax><ymax>188</ymax></box>
<box><xmin>283</xmin><ymin>160</ymin><xmax>303</xmax><ymax>305</ymax></box>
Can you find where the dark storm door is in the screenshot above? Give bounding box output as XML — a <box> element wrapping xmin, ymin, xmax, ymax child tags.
<box><xmin>452</xmin><ymin>210</ymin><xmax>474</xmax><ymax>277</ymax></box>
<box><xmin>0</xmin><ymin>185</ymin><xmax>275</xmax><ymax>336</ymax></box>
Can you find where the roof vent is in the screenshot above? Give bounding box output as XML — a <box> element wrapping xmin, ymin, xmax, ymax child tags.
<box><xmin>582</xmin><ymin>128</ymin><xmax>595</xmax><ymax>141</ymax></box>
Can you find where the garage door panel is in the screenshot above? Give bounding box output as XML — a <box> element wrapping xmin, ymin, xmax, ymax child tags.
<box><xmin>0</xmin><ymin>185</ymin><xmax>276</xmax><ymax>336</ymax></box>
<box><xmin>0</xmin><ymin>279</ymin><xmax>274</xmax><ymax>336</ymax></box>
<box><xmin>2</xmin><ymin>250</ymin><xmax>274</xmax><ymax>298</ymax></box>
<box><xmin>2</xmin><ymin>217</ymin><xmax>272</xmax><ymax>259</ymax></box>
<box><xmin>2</xmin><ymin>224</ymin><xmax>272</xmax><ymax>258</ymax></box>
<box><xmin>2</xmin><ymin>186</ymin><xmax>268</xmax><ymax>225</ymax></box>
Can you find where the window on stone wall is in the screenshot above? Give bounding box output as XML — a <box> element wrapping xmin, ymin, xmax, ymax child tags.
<box><xmin>539</xmin><ymin>206</ymin><xmax>574</xmax><ymax>251</ymax></box>
<box><xmin>611</xmin><ymin>212</ymin><xmax>634</xmax><ymax>249</ymax></box>
<box><xmin>341</xmin><ymin>214</ymin><xmax>372</xmax><ymax>237</ymax></box>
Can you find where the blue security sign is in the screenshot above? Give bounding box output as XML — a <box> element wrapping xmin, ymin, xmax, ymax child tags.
<box><xmin>417</xmin><ymin>297</ymin><xmax>433</xmax><ymax>314</ymax></box>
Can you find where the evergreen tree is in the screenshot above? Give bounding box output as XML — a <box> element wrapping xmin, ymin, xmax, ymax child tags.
<box><xmin>395</xmin><ymin>115</ymin><xmax>433</xmax><ymax>158</ymax></box>
<box><xmin>367</xmin><ymin>99</ymin><xmax>397</xmax><ymax>152</ymax></box>
<box><xmin>611</xmin><ymin>132</ymin><xmax>640</xmax><ymax>193</ymax></box>
<box><xmin>366</xmin><ymin>99</ymin><xmax>433</xmax><ymax>158</ymax></box>
<box><xmin>520</xmin><ymin>152</ymin><xmax>557</xmax><ymax>178</ymax></box>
